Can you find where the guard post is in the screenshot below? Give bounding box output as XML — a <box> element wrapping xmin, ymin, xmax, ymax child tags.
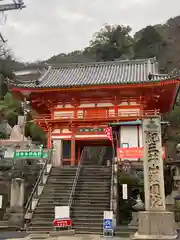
<box><xmin>103</xmin><ymin>210</ymin><xmax>114</xmax><ymax>237</ymax></box>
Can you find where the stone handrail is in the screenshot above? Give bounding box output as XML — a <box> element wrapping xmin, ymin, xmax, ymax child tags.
<box><xmin>24</xmin><ymin>148</ymin><xmax>53</xmax><ymax>216</ymax></box>
<box><xmin>68</xmin><ymin>148</ymin><xmax>88</xmax><ymax>208</ymax></box>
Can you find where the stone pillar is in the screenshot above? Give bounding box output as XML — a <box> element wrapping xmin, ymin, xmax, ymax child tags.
<box><xmin>131</xmin><ymin>117</ymin><xmax>177</xmax><ymax>240</ymax></box>
<box><xmin>5</xmin><ymin>178</ymin><xmax>25</xmax><ymax>228</ymax></box>
<box><xmin>112</xmin><ymin>159</ymin><xmax>118</xmax><ymax>227</ymax></box>
<box><xmin>10</xmin><ymin>178</ymin><xmax>24</xmax><ymax>208</ymax></box>
<box><xmin>52</xmin><ymin>140</ymin><xmax>63</xmax><ymax>167</ymax></box>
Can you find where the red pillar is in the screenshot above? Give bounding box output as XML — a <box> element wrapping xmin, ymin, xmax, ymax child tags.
<box><xmin>71</xmin><ymin>135</ymin><xmax>76</xmax><ymax>166</ymax></box>
<box><xmin>47</xmin><ymin>127</ymin><xmax>52</xmax><ymax>149</ymax></box>
<box><xmin>78</xmin><ymin>144</ymin><xmax>81</xmax><ymax>163</ymax></box>
<box><xmin>71</xmin><ymin>127</ymin><xmax>76</xmax><ymax>166</ymax></box>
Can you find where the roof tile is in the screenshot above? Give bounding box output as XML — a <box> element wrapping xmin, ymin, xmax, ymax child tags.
<box><xmin>11</xmin><ymin>58</ymin><xmax>172</xmax><ymax>89</ymax></box>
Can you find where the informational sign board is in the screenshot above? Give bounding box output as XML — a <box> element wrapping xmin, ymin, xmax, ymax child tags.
<box><xmin>117</xmin><ymin>147</ymin><xmax>165</xmax><ymax>159</ymax></box>
<box><xmin>104</xmin><ymin>219</ymin><xmax>113</xmax><ymax>230</ymax></box>
<box><xmin>55</xmin><ymin>206</ymin><xmax>69</xmax><ymax>219</ymax></box>
<box><xmin>103</xmin><ymin>211</ymin><xmax>113</xmax><ymax>237</ymax></box>
<box><xmin>54</xmin><ymin>206</ymin><xmax>71</xmax><ymax>229</ymax></box>
<box><xmin>53</xmin><ymin>219</ymin><xmax>72</xmax><ymax>227</ymax></box>
<box><xmin>13</xmin><ymin>149</ymin><xmax>49</xmax><ymax>159</ymax></box>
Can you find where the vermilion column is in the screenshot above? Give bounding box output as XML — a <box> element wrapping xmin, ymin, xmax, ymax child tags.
<box><xmin>71</xmin><ymin>127</ymin><xmax>76</xmax><ymax>166</ymax></box>
<box><xmin>47</xmin><ymin>127</ymin><xmax>52</xmax><ymax>149</ymax></box>
<box><xmin>71</xmin><ymin>135</ymin><xmax>76</xmax><ymax>166</ymax></box>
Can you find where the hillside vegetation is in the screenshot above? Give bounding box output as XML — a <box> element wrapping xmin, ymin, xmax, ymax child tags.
<box><xmin>1</xmin><ymin>15</ymin><xmax>180</xmax><ymax>152</ymax></box>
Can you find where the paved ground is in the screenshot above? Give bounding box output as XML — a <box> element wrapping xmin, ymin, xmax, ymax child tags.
<box><xmin>2</xmin><ymin>234</ymin><xmax>128</xmax><ymax>240</ymax></box>
<box><xmin>0</xmin><ymin>231</ymin><xmax>28</xmax><ymax>240</ymax></box>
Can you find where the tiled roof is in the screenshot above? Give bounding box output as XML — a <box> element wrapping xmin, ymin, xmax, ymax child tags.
<box><xmin>10</xmin><ymin>58</ymin><xmax>175</xmax><ymax>89</ymax></box>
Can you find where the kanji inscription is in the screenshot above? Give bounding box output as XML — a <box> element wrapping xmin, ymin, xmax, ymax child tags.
<box><xmin>143</xmin><ymin>117</ymin><xmax>166</xmax><ymax>211</ymax></box>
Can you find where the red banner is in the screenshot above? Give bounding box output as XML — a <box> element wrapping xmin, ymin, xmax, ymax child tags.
<box><xmin>117</xmin><ymin>147</ymin><xmax>165</xmax><ymax>159</ymax></box>
<box><xmin>53</xmin><ymin>219</ymin><xmax>72</xmax><ymax>227</ymax></box>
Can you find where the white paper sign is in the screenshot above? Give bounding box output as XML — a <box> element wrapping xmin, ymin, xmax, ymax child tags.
<box><xmin>55</xmin><ymin>206</ymin><xmax>69</xmax><ymax>219</ymax></box>
<box><xmin>104</xmin><ymin>210</ymin><xmax>113</xmax><ymax>220</ymax></box>
<box><xmin>122</xmin><ymin>184</ymin><xmax>128</xmax><ymax>200</ymax></box>
<box><xmin>0</xmin><ymin>195</ymin><xmax>3</xmax><ymax>208</ymax></box>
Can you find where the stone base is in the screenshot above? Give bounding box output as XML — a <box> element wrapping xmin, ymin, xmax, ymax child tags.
<box><xmin>4</xmin><ymin>207</ymin><xmax>24</xmax><ymax>229</ymax></box>
<box><xmin>130</xmin><ymin>211</ymin><xmax>177</xmax><ymax>240</ymax></box>
<box><xmin>129</xmin><ymin>212</ymin><xmax>139</xmax><ymax>227</ymax></box>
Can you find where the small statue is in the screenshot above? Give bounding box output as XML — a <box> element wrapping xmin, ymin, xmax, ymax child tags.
<box><xmin>176</xmin><ymin>143</ymin><xmax>180</xmax><ymax>156</ymax></box>
<box><xmin>9</xmin><ymin>116</ymin><xmax>27</xmax><ymax>141</ymax></box>
<box><xmin>133</xmin><ymin>194</ymin><xmax>144</xmax><ymax>211</ymax></box>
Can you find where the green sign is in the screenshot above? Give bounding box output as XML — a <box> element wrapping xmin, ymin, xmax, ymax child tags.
<box><xmin>13</xmin><ymin>150</ymin><xmax>49</xmax><ymax>159</ymax></box>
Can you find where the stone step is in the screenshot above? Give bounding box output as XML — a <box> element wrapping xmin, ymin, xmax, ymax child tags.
<box><xmin>72</xmin><ymin>218</ymin><xmax>103</xmax><ymax>223</ymax></box>
<box><xmin>28</xmin><ymin>226</ymin><xmax>53</xmax><ymax>232</ymax></box>
<box><xmin>46</xmin><ymin>181</ymin><xmax>74</xmax><ymax>184</ymax></box>
<box><xmin>73</xmin><ymin>226</ymin><xmax>102</xmax><ymax>233</ymax></box>
<box><xmin>47</xmin><ymin>179</ymin><xmax>75</xmax><ymax>183</ymax></box>
<box><xmin>73</xmin><ymin>187</ymin><xmax>110</xmax><ymax>192</ymax></box>
<box><xmin>81</xmin><ymin>172</ymin><xmax>111</xmax><ymax>175</ymax></box>
<box><xmin>42</xmin><ymin>190</ymin><xmax>72</xmax><ymax>194</ymax></box>
<box><xmin>72</xmin><ymin>202</ymin><xmax>109</xmax><ymax>208</ymax></box>
<box><xmin>29</xmin><ymin>234</ymin><xmax>49</xmax><ymax>240</ymax></box>
<box><xmin>71</xmin><ymin>206</ymin><xmax>108</xmax><ymax>211</ymax></box>
<box><xmin>31</xmin><ymin>220</ymin><xmax>53</xmax><ymax>226</ymax></box>
<box><xmin>73</xmin><ymin>199</ymin><xmax>110</xmax><ymax>204</ymax></box>
<box><xmin>81</xmin><ymin>166</ymin><xmax>110</xmax><ymax>169</ymax></box>
<box><xmin>33</xmin><ymin>213</ymin><xmax>55</xmax><ymax>218</ymax></box>
<box><xmin>73</xmin><ymin>196</ymin><xmax>110</xmax><ymax>201</ymax></box>
<box><xmin>73</xmin><ymin>222</ymin><xmax>103</xmax><ymax>228</ymax></box>
<box><xmin>51</xmin><ymin>169</ymin><xmax>77</xmax><ymax>176</ymax></box>
<box><xmin>74</xmin><ymin>230</ymin><xmax>102</xmax><ymax>234</ymax></box>
<box><xmin>79</xmin><ymin>176</ymin><xmax>111</xmax><ymax>180</ymax></box>
<box><xmin>38</xmin><ymin>200</ymin><xmax>69</xmax><ymax>204</ymax></box>
<box><xmin>115</xmin><ymin>226</ymin><xmax>137</xmax><ymax>237</ymax></box>
<box><xmin>75</xmin><ymin>188</ymin><xmax>110</xmax><ymax>192</ymax></box>
<box><xmin>43</xmin><ymin>188</ymin><xmax>72</xmax><ymax>192</ymax></box>
<box><xmin>74</xmin><ymin>192</ymin><xmax>110</xmax><ymax>197</ymax></box>
<box><xmin>71</xmin><ymin>212</ymin><xmax>104</xmax><ymax>217</ymax></box>
<box><xmin>71</xmin><ymin>208</ymin><xmax>105</xmax><ymax>213</ymax></box>
<box><xmin>38</xmin><ymin>196</ymin><xmax>69</xmax><ymax>200</ymax></box>
<box><xmin>78</xmin><ymin>180</ymin><xmax>111</xmax><ymax>184</ymax></box>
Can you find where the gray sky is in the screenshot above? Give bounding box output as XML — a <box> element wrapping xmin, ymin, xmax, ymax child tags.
<box><xmin>1</xmin><ymin>0</ymin><xmax>180</xmax><ymax>62</ymax></box>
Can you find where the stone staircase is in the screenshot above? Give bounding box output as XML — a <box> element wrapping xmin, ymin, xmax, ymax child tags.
<box><xmin>71</xmin><ymin>154</ymin><xmax>111</xmax><ymax>234</ymax></box>
<box><xmin>28</xmin><ymin>166</ymin><xmax>77</xmax><ymax>233</ymax></box>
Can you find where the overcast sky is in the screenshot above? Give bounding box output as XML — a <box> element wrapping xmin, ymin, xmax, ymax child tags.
<box><xmin>0</xmin><ymin>0</ymin><xmax>180</xmax><ymax>63</ymax></box>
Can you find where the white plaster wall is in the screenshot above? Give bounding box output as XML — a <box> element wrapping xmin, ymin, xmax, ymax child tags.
<box><xmin>120</xmin><ymin>126</ymin><xmax>138</xmax><ymax>161</ymax></box>
<box><xmin>139</xmin><ymin>126</ymin><xmax>143</xmax><ymax>147</ymax></box>
<box><xmin>97</xmin><ymin>103</ymin><xmax>113</xmax><ymax>107</ymax></box>
<box><xmin>79</xmin><ymin>103</ymin><xmax>95</xmax><ymax>107</ymax></box>
<box><xmin>120</xmin><ymin>126</ymin><xmax>138</xmax><ymax>147</ymax></box>
<box><xmin>52</xmin><ymin>140</ymin><xmax>62</xmax><ymax>166</ymax></box>
<box><xmin>54</xmin><ymin>111</ymin><xmax>74</xmax><ymax>119</ymax></box>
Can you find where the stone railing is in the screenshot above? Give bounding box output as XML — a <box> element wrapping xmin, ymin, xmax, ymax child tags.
<box><xmin>24</xmin><ymin>149</ymin><xmax>53</xmax><ymax>226</ymax></box>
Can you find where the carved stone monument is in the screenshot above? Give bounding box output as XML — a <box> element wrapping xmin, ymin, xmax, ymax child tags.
<box><xmin>0</xmin><ymin>116</ymin><xmax>28</xmax><ymax>147</ymax></box>
<box><xmin>131</xmin><ymin>117</ymin><xmax>177</xmax><ymax>240</ymax></box>
<box><xmin>5</xmin><ymin>178</ymin><xmax>25</xmax><ymax>228</ymax></box>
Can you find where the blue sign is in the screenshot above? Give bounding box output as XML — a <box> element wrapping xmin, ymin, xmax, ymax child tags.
<box><xmin>103</xmin><ymin>219</ymin><xmax>113</xmax><ymax>230</ymax></box>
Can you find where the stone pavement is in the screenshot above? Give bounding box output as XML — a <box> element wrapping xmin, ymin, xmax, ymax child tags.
<box><xmin>6</xmin><ymin>235</ymin><xmax>128</xmax><ymax>240</ymax></box>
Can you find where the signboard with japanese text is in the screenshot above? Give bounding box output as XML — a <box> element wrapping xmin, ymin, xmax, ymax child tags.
<box><xmin>53</xmin><ymin>219</ymin><xmax>72</xmax><ymax>227</ymax></box>
<box><xmin>117</xmin><ymin>147</ymin><xmax>165</xmax><ymax>159</ymax></box>
<box><xmin>77</xmin><ymin>127</ymin><xmax>104</xmax><ymax>133</ymax></box>
<box><xmin>13</xmin><ymin>149</ymin><xmax>49</xmax><ymax>159</ymax></box>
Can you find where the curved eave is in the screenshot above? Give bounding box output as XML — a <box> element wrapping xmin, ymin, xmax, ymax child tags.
<box><xmin>10</xmin><ymin>78</ymin><xmax>180</xmax><ymax>93</ymax></box>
